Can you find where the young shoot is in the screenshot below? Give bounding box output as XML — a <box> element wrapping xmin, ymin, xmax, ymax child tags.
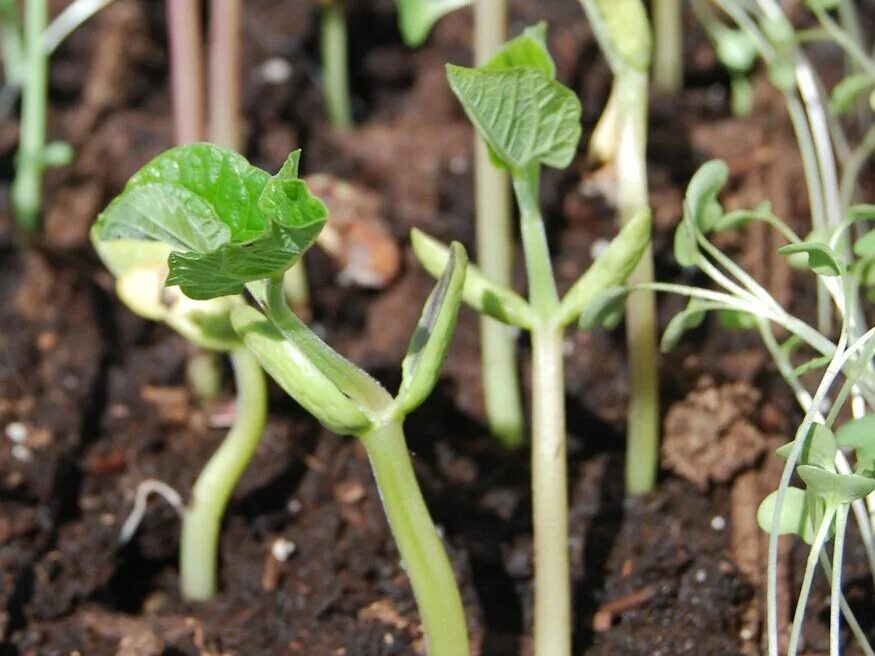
<box><xmin>579</xmin><ymin>0</ymin><xmax>660</xmax><ymax>495</ymax></box>
<box><xmin>413</xmin><ymin>24</ymin><xmax>652</xmax><ymax>655</ymax></box>
<box><xmin>92</xmin><ymin>143</ymin><xmax>470</xmax><ymax>655</ymax></box>
<box><xmin>587</xmin><ymin>159</ymin><xmax>875</xmax><ymax>656</ymax></box>
<box><xmin>652</xmin><ymin>0</ymin><xmax>684</xmax><ymax>92</ymax></box>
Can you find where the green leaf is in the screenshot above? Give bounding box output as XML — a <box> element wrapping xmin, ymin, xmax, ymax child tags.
<box><xmin>776</xmin><ymin>423</ymin><xmax>838</xmax><ymax>471</ymax></box>
<box><xmin>836</xmin><ymin>414</ymin><xmax>875</xmax><ymax>470</ymax></box>
<box><xmin>660</xmin><ymin>298</ymin><xmax>712</xmax><ymax>352</ymax></box>
<box><xmin>411</xmin><ymin>228</ymin><xmax>535</xmax><ymax>329</ymax></box>
<box><xmin>713</xmin><ymin>26</ymin><xmax>757</xmax><ymax>73</ymax></box>
<box><xmin>797</xmin><ymin>465</ymin><xmax>875</xmax><ymax>504</ymax></box>
<box><xmin>231</xmin><ymin>305</ymin><xmax>374</xmax><ymax>436</ymax></box>
<box><xmin>717</xmin><ymin>308</ymin><xmax>757</xmax><ymax>330</ymax></box>
<box><xmin>446</xmin><ymin>64</ymin><xmax>582</xmax><ymax>172</ymax></box>
<box><xmin>829</xmin><ymin>73</ymin><xmax>872</xmax><ymax>116</ymax></box>
<box><xmin>96</xmin><ymin>145</ymin><xmax>327</xmax><ymax>300</ymax></box>
<box><xmin>672</xmin><ymin>219</ymin><xmax>700</xmax><ymax>268</ymax></box>
<box><xmin>395</xmin><ymin>243</ymin><xmax>467</xmax><ymax>415</ymax></box>
<box><xmin>396</xmin><ymin>0</ymin><xmax>469</xmax><ymax>47</ymax></box>
<box><xmin>757</xmin><ymin>487</ymin><xmax>818</xmax><ymax>544</ymax></box>
<box><xmin>778</xmin><ymin>241</ymin><xmax>844</xmax><ymax>276</ymax></box>
<box><xmin>578</xmin><ymin>286</ymin><xmax>628</xmax><ymax>331</ymax></box>
<box><xmin>711</xmin><ymin>201</ymin><xmax>773</xmax><ymax>233</ymax></box>
<box><xmin>854</xmin><ymin>230</ymin><xmax>875</xmax><ymax>259</ymax></box>
<box><xmin>482</xmin><ymin>22</ymin><xmax>555</xmax><ymax>78</ymax></box>
<box><xmin>558</xmin><ymin>208</ymin><xmax>651</xmax><ymax>326</ymax></box>
<box><xmin>684</xmin><ymin>160</ymin><xmax>728</xmax><ymax>233</ymax></box>
<box><xmin>791</xmin><ymin>354</ymin><xmax>831</xmax><ymax>377</ymax></box>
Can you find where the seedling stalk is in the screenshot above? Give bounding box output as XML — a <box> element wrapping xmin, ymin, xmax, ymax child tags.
<box><xmin>167</xmin><ymin>0</ymin><xmax>204</xmax><ymax>143</ymax></box>
<box><xmin>653</xmin><ymin>0</ymin><xmax>683</xmax><ymax>92</ymax></box>
<box><xmin>322</xmin><ymin>0</ymin><xmax>352</xmax><ymax>129</ymax></box>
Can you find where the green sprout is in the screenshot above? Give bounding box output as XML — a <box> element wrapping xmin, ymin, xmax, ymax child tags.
<box><xmin>320</xmin><ymin>0</ymin><xmax>352</xmax><ymax>129</ymax></box>
<box><xmin>652</xmin><ymin>0</ymin><xmax>684</xmax><ymax>92</ymax></box>
<box><xmin>413</xmin><ymin>25</ymin><xmax>652</xmax><ymax>655</ymax></box>
<box><xmin>92</xmin><ymin>143</ymin><xmax>470</xmax><ymax>653</ymax></box>
<box><xmin>579</xmin><ymin>0</ymin><xmax>660</xmax><ymax>496</ymax></box>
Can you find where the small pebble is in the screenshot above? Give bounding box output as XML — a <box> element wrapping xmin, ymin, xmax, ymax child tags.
<box><xmin>271</xmin><ymin>537</ymin><xmax>296</xmax><ymax>562</ymax></box>
<box><xmin>11</xmin><ymin>444</ymin><xmax>33</xmax><ymax>462</ymax></box>
<box><xmin>694</xmin><ymin>568</ymin><xmax>707</xmax><ymax>583</ymax></box>
<box><xmin>448</xmin><ymin>155</ymin><xmax>469</xmax><ymax>175</ymax></box>
<box><xmin>287</xmin><ymin>498</ymin><xmax>302</xmax><ymax>514</ymax></box>
<box><xmin>710</xmin><ymin>515</ymin><xmax>726</xmax><ymax>531</ymax></box>
<box><xmin>5</xmin><ymin>422</ymin><xmax>27</xmax><ymax>443</ymax></box>
<box><xmin>258</xmin><ymin>57</ymin><xmax>293</xmax><ymax>84</ymax></box>
<box><xmin>590</xmin><ymin>238</ymin><xmax>610</xmax><ymax>259</ymax></box>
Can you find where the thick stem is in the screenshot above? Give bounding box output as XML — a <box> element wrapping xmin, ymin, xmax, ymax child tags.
<box><xmin>12</xmin><ymin>0</ymin><xmax>48</xmax><ymax>230</ymax></box>
<box><xmin>208</xmin><ymin>0</ymin><xmax>241</xmax><ymax>150</ymax></box>
<box><xmin>282</xmin><ymin>264</ymin><xmax>310</xmax><ymax>317</ymax></box>
<box><xmin>321</xmin><ymin>1</ymin><xmax>351</xmax><ymax>129</ymax></box>
<box><xmin>166</xmin><ymin>0</ymin><xmax>204</xmax><ymax>144</ymax></box>
<box><xmin>616</xmin><ymin>74</ymin><xmax>659</xmax><ymax>495</ymax></box>
<box><xmin>360</xmin><ymin>420</ymin><xmax>469</xmax><ymax>656</ymax></box>
<box><xmin>514</xmin><ymin>166</ymin><xmax>559</xmax><ymax>315</ymax></box>
<box><xmin>473</xmin><ymin>0</ymin><xmax>524</xmax><ymax>448</ymax></box>
<box><xmin>530</xmin><ymin>324</ymin><xmax>570</xmax><ymax>656</ymax></box>
<box><xmin>179</xmin><ymin>348</ymin><xmax>267</xmax><ymax>600</ymax></box>
<box><xmin>652</xmin><ymin>0</ymin><xmax>683</xmax><ymax>92</ymax></box>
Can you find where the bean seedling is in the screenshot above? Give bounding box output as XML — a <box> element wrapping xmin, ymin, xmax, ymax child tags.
<box><xmin>413</xmin><ymin>24</ymin><xmax>652</xmax><ymax>655</ymax></box>
<box><xmin>92</xmin><ymin>143</ymin><xmax>470</xmax><ymax>654</ymax></box>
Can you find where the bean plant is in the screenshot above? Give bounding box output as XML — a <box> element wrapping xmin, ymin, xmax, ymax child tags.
<box><xmin>579</xmin><ymin>0</ymin><xmax>661</xmax><ymax>495</ymax></box>
<box><xmin>413</xmin><ymin>24</ymin><xmax>652</xmax><ymax>655</ymax></box>
<box><xmin>92</xmin><ymin>143</ymin><xmax>470</xmax><ymax>654</ymax></box>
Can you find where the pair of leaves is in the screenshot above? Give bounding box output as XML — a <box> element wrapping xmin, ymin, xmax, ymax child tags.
<box><xmin>233</xmin><ymin>244</ymin><xmax>469</xmax><ymax>435</ymax></box>
<box><xmin>412</xmin><ymin>208</ymin><xmax>651</xmax><ymax>331</ymax></box>
<box><xmin>446</xmin><ymin>23</ymin><xmax>582</xmax><ymax>174</ymax></box>
<box><xmin>95</xmin><ymin>144</ymin><xmax>327</xmax><ymax>300</ymax></box>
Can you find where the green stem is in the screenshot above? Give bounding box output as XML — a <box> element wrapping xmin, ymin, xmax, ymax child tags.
<box><xmin>474</xmin><ymin>0</ymin><xmax>524</xmax><ymax>448</ymax></box>
<box><xmin>513</xmin><ymin>168</ymin><xmax>569</xmax><ymax>656</ymax></box>
<box><xmin>12</xmin><ymin>0</ymin><xmax>48</xmax><ymax>231</ymax></box>
<box><xmin>530</xmin><ymin>324</ymin><xmax>570</xmax><ymax>656</ymax></box>
<box><xmin>360</xmin><ymin>420</ymin><xmax>469</xmax><ymax>656</ymax></box>
<box><xmin>321</xmin><ymin>1</ymin><xmax>352</xmax><ymax>129</ymax></box>
<box><xmin>179</xmin><ymin>347</ymin><xmax>267</xmax><ymax>600</ymax></box>
<box><xmin>830</xmin><ymin>504</ymin><xmax>849</xmax><ymax>656</ymax></box>
<box><xmin>652</xmin><ymin>0</ymin><xmax>683</xmax><ymax>92</ymax></box>
<box><xmin>615</xmin><ymin>72</ymin><xmax>659</xmax><ymax>495</ymax></box>
<box><xmin>282</xmin><ymin>264</ymin><xmax>310</xmax><ymax>316</ymax></box>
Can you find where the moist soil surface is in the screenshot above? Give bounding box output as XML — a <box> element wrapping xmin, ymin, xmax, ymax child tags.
<box><xmin>0</xmin><ymin>1</ymin><xmax>872</xmax><ymax>655</ymax></box>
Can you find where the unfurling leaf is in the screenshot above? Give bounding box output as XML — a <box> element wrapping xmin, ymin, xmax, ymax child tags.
<box><xmin>757</xmin><ymin>487</ymin><xmax>818</xmax><ymax>544</ymax></box>
<box><xmin>482</xmin><ymin>22</ymin><xmax>554</xmax><ymax>78</ymax></box>
<box><xmin>578</xmin><ymin>286</ymin><xmax>629</xmax><ymax>331</ymax></box>
<box><xmin>559</xmin><ymin>209</ymin><xmax>651</xmax><ymax>327</ymax></box>
<box><xmin>778</xmin><ymin>241</ymin><xmax>844</xmax><ymax>276</ymax></box>
<box><xmin>660</xmin><ymin>298</ymin><xmax>713</xmax><ymax>352</ymax></box>
<box><xmin>674</xmin><ymin>160</ymin><xmax>729</xmax><ymax>267</ymax></box>
<box><xmin>446</xmin><ymin>64</ymin><xmax>582</xmax><ymax>172</ymax></box>
<box><xmin>395</xmin><ymin>243</ymin><xmax>468</xmax><ymax>415</ymax></box>
<box><xmin>411</xmin><ymin>229</ymin><xmax>535</xmax><ymax>329</ymax></box>
<box><xmin>95</xmin><ymin>144</ymin><xmax>327</xmax><ymax>300</ymax></box>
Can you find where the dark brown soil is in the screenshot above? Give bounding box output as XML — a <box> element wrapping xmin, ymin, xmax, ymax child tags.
<box><xmin>0</xmin><ymin>1</ymin><xmax>871</xmax><ymax>655</ymax></box>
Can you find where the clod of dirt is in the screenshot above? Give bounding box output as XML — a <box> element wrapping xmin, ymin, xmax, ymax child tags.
<box><xmin>662</xmin><ymin>378</ymin><xmax>771</xmax><ymax>490</ymax></box>
<box><xmin>307</xmin><ymin>174</ymin><xmax>401</xmax><ymax>288</ymax></box>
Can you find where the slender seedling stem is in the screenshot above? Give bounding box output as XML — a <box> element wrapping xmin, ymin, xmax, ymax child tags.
<box><xmin>652</xmin><ymin>0</ymin><xmax>683</xmax><ymax>92</ymax></box>
<box><xmin>360</xmin><ymin>420</ymin><xmax>469</xmax><ymax>656</ymax></box>
<box><xmin>179</xmin><ymin>347</ymin><xmax>267</xmax><ymax>600</ymax></box>
<box><xmin>167</xmin><ymin>0</ymin><xmax>204</xmax><ymax>144</ymax></box>
<box><xmin>615</xmin><ymin>72</ymin><xmax>659</xmax><ymax>495</ymax></box>
<box><xmin>321</xmin><ymin>0</ymin><xmax>352</xmax><ymax>129</ymax></box>
<box><xmin>12</xmin><ymin>0</ymin><xmax>48</xmax><ymax>231</ymax></box>
<box><xmin>830</xmin><ymin>504</ymin><xmax>849</xmax><ymax>656</ymax></box>
<box><xmin>513</xmin><ymin>166</ymin><xmax>570</xmax><ymax>656</ymax></box>
<box><xmin>473</xmin><ymin>0</ymin><xmax>524</xmax><ymax>448</ymax></box>
<box><xmin>208</xmin><ymin>0</ymin><xmax>242</xmax><ymax>150</ymax></box>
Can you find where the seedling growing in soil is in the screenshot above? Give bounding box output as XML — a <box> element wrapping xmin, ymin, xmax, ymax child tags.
<box><xmin>592</xmin><ymin>159</ymin><xmax>875</xmax><ymax>656</ymax></box>
<box><xmin>413</xmin><ymin>25</ymin><xmax>652</xmax><ymax>655</ymax></box>
<box><xmin>93</xmin><ymin>143</ymin><xmax>470</xmax><ymax>654</ymax></box>
<box><xmin>579</xmin><ymin>0</ymin><xmax>660</xmax><ymax>495</ymax></box>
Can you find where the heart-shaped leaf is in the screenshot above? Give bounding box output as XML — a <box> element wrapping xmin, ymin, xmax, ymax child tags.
<box><xmin>836</xmin><ymin>413</ymin><xmax>875</xmax><ymax>471</ymax></box>
<box><xmin>797</xmin><ymin>465</ymin><xmax>875</xmax><ymax>504</ymax></box>
<box><xmin>757</xmin><ymin>487</ymin><xmax>818</xmax><ymax>544</ymax></box>
<box><xmin>446</xmin><ymin>64</ymin><xmax>582</xmax><ymax>172</ymax></box>
<box><xmin>776</xmin><ymin>423</ymin><xmax>838</xmax><ymax>471</ymax></box>
<box><xmin>395</xmin><ymin>242</ymin><xmax>468</xmax><ymax>415</ymax></box>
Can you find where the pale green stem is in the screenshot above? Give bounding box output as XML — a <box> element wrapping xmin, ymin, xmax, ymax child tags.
<box><xmin>615</xmin><ymin>72</ymin><xmax>659</xmax><ymax>495</ymax></box>
<box><xmin>513</xmin><ymin>167</ymin><xmax>569</xmax><ymax>656</ymax></box>
<box><xmin>787</xmin><ymin>505</ymin><xmax>837</xmax><ymax>656</ymax></box>
<box><xmin>208</xmin><ymin>0</ymin><xmax>242</xmax><ymax>150</ymax></box>
<box><xmin>282</xmin><ymin>264</ymin><xmax>310</xmax><ymax>316</ymax></box>
<box><xmin>166</xmin><ymin>0</ymin><xmax>204</xmax><ymax>143</ymax></box>
<box><xmin>819</xmin><ymin>552</ymin><xmax>875</xmax><ymax>656</ymax></box>
<box><xmin>840</xmin><ymin>125</ymin><xmax>875</xmax><ymax>210</ymax></box>
<box><xmin>321</xmin><ymin>1</ymin><xmax>351</xmax><ymax>129</ymax></box>
<box><xmin>41</xmin><ymin>0</ymin><xmax>116</xmax><ymax>55</ymax></box>
<box><xmin>830</xmin><ymin>504</ymin><xmax>849</xmax><ymax>656</ymax></box>
<box><xmin>12</xmin><ymin>0</ymin><xmax>48</xmax><ymax>230</ymax></box>
<box><xmin>179</xmin><ymin>347</ymin><xmax>267</xmax><ymax>600</ymax></box>
<box><xmin>652</xmin><ymin>0</ymin><xmax>683</xmax><ymax>92</ymax></box>
<box><xmin>473</xmin><ymin>0</ymin><xmax>524</xmax><ymax>448</ymax></box>
<box><xmin>360</xmin><ymin>420</ymin><xmax>469</xmax><ymax>656</ymax></box>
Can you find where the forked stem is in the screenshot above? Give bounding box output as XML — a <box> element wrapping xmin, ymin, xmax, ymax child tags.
<box><xmin>179</xmin><ymin>347</ymin><xmax>267</xmax><ymax>600</ymax></box>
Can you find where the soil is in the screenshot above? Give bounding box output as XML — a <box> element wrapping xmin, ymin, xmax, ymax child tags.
<box><xmin>0</xmin><ymin>1</ymin><xmax>872</xmax><ymax>655</ymax></box>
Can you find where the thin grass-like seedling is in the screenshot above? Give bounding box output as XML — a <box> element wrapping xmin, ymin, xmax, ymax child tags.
<box><xmin>92</xmin><ymin>143</ymin><xmax>470</xmax><ymax>653</ymax></box>
<box><xmin>413</xmin><ymin>24</ymin><xmax>652</xmax><ymax>654</ymax></box>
